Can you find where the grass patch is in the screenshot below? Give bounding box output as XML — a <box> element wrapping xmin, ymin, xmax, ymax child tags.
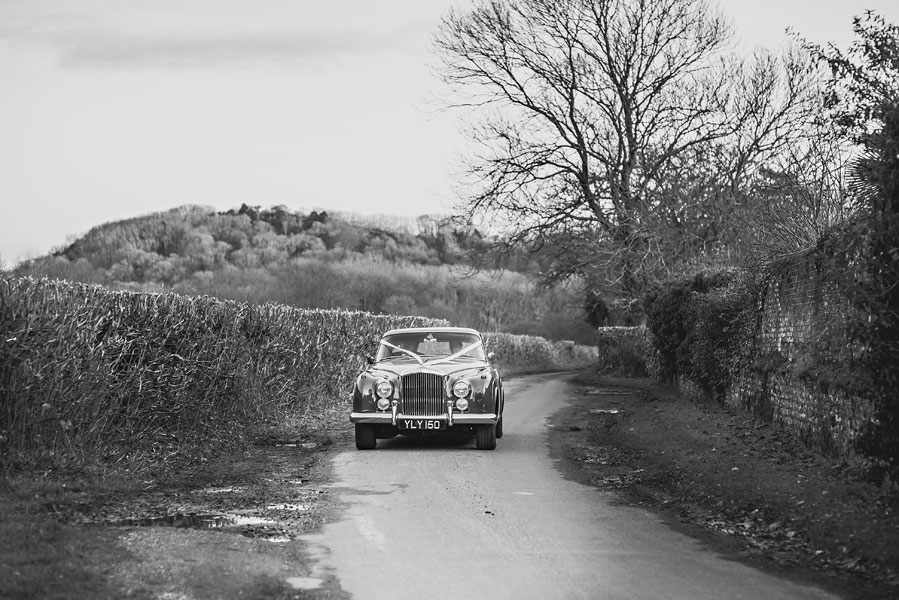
<box><xmin>0</xmin><ymin>475</ymin><xmax>145</xmax><ymax>600</ymax></box>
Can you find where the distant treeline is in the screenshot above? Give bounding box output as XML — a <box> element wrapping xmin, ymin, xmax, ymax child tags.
<box><xmin>10</xmin><ymin>205</ymin><xmax>595</xmax><ymax>344</ymax></box>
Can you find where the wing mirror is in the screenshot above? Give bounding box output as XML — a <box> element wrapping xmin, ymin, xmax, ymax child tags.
<box><xmin>366</xmin><ymin>356</ymin><xmax>375</xmax><ymax>365</ymax></box>
<box><xmin>487</xmin><ymin>352</ymin><xmax>497</xmax><ymax>362</ymax></box>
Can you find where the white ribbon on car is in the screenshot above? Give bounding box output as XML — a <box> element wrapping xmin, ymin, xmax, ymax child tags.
<box><xmin>378</xmin><ymin>339</ymin><xmax>484</xmax><ymax>367</ymax></box>
<box><xmin>379</xmin><ymin>339</ymin><xmax>424</xmax><ymax>365</ymax></box>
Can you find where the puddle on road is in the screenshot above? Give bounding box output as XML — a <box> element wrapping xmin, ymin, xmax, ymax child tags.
<box><xmin>106</xmin><ymin>514</ymin><xmax>275</xmax><ymax>529</ymax></box>
<box><xmin>591</xmin><ymin>408</ymin><xmax>622</xmax><ymax>414</ymax></box>
<box><xmin>199</xmin><ymin>486</ymin><xmax>246</xmax><ymax>494</ymax></box>
<box><xmin>266</xmin><ymin>503</ymin><xmax>311</xmax><ymax>511</ymax></box>
<box><xmin>285</xmin><ymin>577</ymin><xmax>323</xmax><ymax>590</ymax></box>
<box><xmin>585</xmin><ymin>388</ymin><xmax>634</xmax><ymax>396</ymax></box>
<box><xmin>273</xmin><ymin>442</ymin><xmax>319</xmax><ymax>449</ymax></box>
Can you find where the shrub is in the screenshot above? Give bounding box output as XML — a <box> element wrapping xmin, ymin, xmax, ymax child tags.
<box><xmin>643</xmin><ymin>283</ymin><xmax>694</xmax><ymax>382</ymax></box>
<box><xmin>644</xmin><ymin>270</ymin><xmax>756</xmax><ymax>400</ymax></box>
<box><xmin>595</xmin><ymin>327</ymin><xmax>649</xmax><ymax>377</ymax></box>
<box><xmin>484</xmin><ymin>332</ymin><xmax>598</xmax><ymax>373</ymax></box>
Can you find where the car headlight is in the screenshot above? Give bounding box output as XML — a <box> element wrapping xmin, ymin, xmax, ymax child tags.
<box><xmin>452</xmin><ymin>380</ymin><xmax>471</xmax><ymax>399</ymax></box>
<box><xmin>455</xmin><ymin>398</ymin><xmax>469</xmax><ymax>411</ymax></box>
<box><xmin>376</xmin><ymin>398</ymin><xmax>391</xmax><ymax>411</ymax></box>
<box><xmin>375</xmin><ymin>379</ymin><xmax>393</xmax><ymax>399</ymax></box>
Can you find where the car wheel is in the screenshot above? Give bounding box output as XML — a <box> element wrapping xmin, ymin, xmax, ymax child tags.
<box><xmin>355</xmin><ymin>424</ymin><xmax>377</xmax><ymax>450</ymax></box>
<box><xmin>495</xmin><ymin>414</ymin><xmax>504</xmax><ymax>439</ymax></box>
<box><xmin>476</xmin><ymin>424</ymin><xmax>497</xmax><ymax>450</ymax></box>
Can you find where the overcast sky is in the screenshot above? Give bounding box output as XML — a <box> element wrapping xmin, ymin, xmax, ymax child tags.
<box><xmin>1</xmin><ymin>0</ymin><xmax>897</xmax><ymax>265</ymax></box>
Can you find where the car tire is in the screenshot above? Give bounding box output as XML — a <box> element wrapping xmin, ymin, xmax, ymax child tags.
<box><xmin>493</xmin><ymin>390</ymin><xmax>504</xmax><ymax>439</ymax></box>
<box><xmin>355</xmin><ymin>424</ymin><xmax>377</xmax><ymax>450</ymax></box>
<box><xmin>476</xmin><ymin>424</ymin><xmax>497</xmax><ymax>450</ymax></box>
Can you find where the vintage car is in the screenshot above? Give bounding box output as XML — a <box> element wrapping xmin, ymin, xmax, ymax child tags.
<box><xmin>350</xmin><ymin>327</ymin><xmax>504</xmax><ymax>450</ymax></box>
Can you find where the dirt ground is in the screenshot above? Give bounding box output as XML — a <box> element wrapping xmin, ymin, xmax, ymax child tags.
<box><xmin>551</xmin><ymin>372</ymin><xmax>899</xmax><ymax>600</ymax></box>
<box><xmin>0</xmin><ymin>431</ymin><xmax>352</xmax><ymax>600</ymax></box>
<box><xmin>3</xmin><ymin>371</ymin><xmax>899</xmax><ymax>599</ymax></box>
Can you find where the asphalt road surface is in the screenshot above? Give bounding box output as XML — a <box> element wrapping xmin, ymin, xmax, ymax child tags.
<box><xmin>301</xmin><ymin>374</ymin><xmax>837</xmax><ymax>600</ymax></box>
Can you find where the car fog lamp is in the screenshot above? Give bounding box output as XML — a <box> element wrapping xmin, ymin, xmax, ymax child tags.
<box><xmin>455</xmin><ymin>398</ymin><xmax>469</xmax><ymax>412</ymax></box>
<box><xmin>375</xmin><ymin>379</ymin><xmax>393</xmax><ymax>399</ymax></box>
<box><xmin>376</xmin><ymin>398</ymin><xmax>391</xmax><ymax>411</ymax></box>
<box><xmin>452</xmin><ymin>380</ymin><xmax>471</xmax><ymax>398</ymax></box>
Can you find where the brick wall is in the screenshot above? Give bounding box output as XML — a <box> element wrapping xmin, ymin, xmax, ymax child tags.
<box><xmin>722</xmin><ymin>254</ymin><xmax>875</xmax><ymax>456</ymax></box>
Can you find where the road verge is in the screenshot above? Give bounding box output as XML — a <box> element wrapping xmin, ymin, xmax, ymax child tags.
<box><xmin>549</xmin><ymin>371</ymin><xmax>899</xmax><ymax>600</ymax></box>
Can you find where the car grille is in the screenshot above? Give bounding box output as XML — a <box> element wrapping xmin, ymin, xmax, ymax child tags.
<box><xmin>401</xmin><ymin>373</ymin><xmax>446</xmax><ymax>416</ymax></box>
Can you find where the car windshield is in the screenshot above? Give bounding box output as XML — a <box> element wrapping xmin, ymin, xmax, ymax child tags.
<box><xmin>376</xmin><ymin>332</ymin><xmax>485</xmax><ymax>361</ymax></box>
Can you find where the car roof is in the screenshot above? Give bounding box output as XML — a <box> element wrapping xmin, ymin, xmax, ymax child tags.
<box><xmin>381</xmin><ymin>326</ymin><xmax>482</xmax><ymax>337</ymax></box>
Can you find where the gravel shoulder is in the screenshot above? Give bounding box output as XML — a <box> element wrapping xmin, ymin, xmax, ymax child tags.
<box><xmin>549</xmin><ymin>372</ymin><xmax>899</xmax><ymax>600</ymax></box>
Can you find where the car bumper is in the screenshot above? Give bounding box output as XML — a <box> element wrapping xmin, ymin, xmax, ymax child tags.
<box><xmin>350</xmin><ymin>412</ymin><xmax>497</xmax><ymax>426</ymax></box>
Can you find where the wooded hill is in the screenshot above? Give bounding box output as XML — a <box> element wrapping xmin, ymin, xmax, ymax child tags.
<box><xmin>10</xmin><ymin>204</ymin><xmax>595</xmax><ymax>344</ymax></box>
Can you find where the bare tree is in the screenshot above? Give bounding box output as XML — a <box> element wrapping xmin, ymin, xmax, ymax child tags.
<box><xmin>743</xmin><ymin>126</ymin><xmax>854</xmax><ymax>261</ymax></box>
<box><xmin>435</xmin><ymin>0</ymin><xmax>819</xmax><ymax>297</ymax></box>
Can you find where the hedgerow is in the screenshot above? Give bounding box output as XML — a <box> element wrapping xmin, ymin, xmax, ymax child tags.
<box><xmin>484</xmin><ymin>332</ymin><xmax>598</xmax><ymax>373</ymax></box>
<box><xmin>643</xmin><ymin>270</ymin><xmax>758</xmax><ymax>399</ymax></box>
<box><xmin>0</xmin><ymin>277</ymin><xmax>598</xmax><ymax>470</ymax></box>
<box><xmin>0</xmin><ymin>277</ymin><xmax>447</xmax><ymax>469</ymax></box>
<box><xmin>595</xmin><ymin>327</ymin><xmax>650</xmax><ymax>377</ymax></box>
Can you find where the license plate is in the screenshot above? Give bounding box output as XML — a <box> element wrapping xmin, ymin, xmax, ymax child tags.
<box><xmin>399</xmin><ymin>419</ymin><xmax>446</xmax><ymax>431</ymax></box>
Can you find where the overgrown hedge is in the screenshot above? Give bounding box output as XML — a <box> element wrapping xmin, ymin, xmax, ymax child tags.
<box><xmin>595</xmin><ymin>327</ymin><xmax>650</xmax><ymax>377</ymax></box>
<box><xmin>0</xmin><ymin>277</ymin><xmax>597</xmax><ymax>469</ymax></box>
<box><xmin>643</xmin><ymin>223</ymin><xmax>899</xmax><ymax>479</ymax></box>
<box><xmin>484</xmin><ymin>332</ymin><xmax>598</xmax><ymax>373</ymax></box>
<box><xmin>644</xmin><ymin>270</ymin><xmax>757</xmax><ymax>397</ymax></box>
<box><xmin>0</xmin><ymin>277</ymin><xmax>447</xmax><ymax>467</ymax></box>
<box><xmin>807</xmin><ymin>220</ymin><xmax>899</xmax><ymax>478</ymax></box>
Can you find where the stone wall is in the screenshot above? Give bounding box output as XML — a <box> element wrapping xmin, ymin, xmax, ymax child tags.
<box><xmin>723</xmin><ymin>254</ymin><xmax>875</xmax><ymax>456</ymax></box>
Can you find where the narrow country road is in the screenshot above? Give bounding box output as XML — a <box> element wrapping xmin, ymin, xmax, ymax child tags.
<box><xmin>301</xmin><ymin>374</ymin><xmax>837</xmax><ymax>600</ymax></box>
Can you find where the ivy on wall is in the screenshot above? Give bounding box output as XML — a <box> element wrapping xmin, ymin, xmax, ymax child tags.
<box><xmin>643</xmin><ymin>218</ymin><xmax>899</xmax><ymax>481</ymax></box>
<box><xmin>644</xmin><ymin>269</ymin><xmax>757</xmax><ymax>399</ymax></box>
